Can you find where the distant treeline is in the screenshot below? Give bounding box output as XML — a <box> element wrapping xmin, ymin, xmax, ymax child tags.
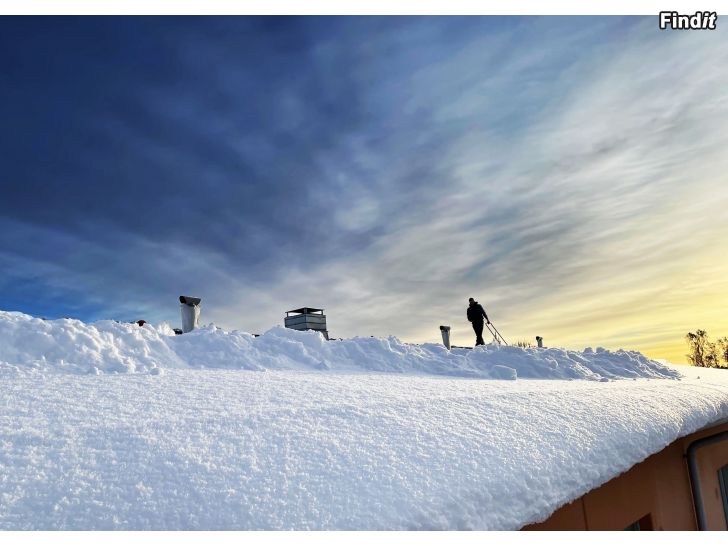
<box><xmin>685</xmin><ymin>330</ymin><xmax>728</xmax><ymax>368</ymax></box>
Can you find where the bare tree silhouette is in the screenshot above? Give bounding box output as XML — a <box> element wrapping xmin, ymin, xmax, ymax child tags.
<box><xmin>686</xmin><ymin>330</ymin><xmax>724</xmax><ymax>368</ymax></box>
<box><xmin>717</xmin><ymin>337</ymin><xmax>728</xmax><ymax>367</ymax></box>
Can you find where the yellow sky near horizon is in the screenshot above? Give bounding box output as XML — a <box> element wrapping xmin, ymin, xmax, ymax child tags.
<box><xmin>444</xmin><ymin>243</ymin><xmax>728</xmax><ymax>365</ymax></box>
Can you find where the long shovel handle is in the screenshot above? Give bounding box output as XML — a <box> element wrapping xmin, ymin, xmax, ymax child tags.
<box><xmin>491</xmin><ymin>323</ymin><xmax>508</xmax><ymax>345</ymax></box>
<box><xmin>485</xmin><ymin>321</ymin><xmax>508</xmax><ymax>346</ymax></box>
<box><xmin>484</xmin><ymin>322</ymin><xmax>500</xmax><ymax>344</ymax></box>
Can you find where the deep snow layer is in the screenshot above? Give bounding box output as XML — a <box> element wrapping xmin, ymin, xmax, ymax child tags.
<box><xmin>1</xmin><ymin>366</ymin><xmax>728</xmax><ymax>530</ymax></box>
<box><xmin>1</xmin><ymin>310</ymin><xmax>720</xmax><ymax>530</ymax></box>
<box><xmin>0</xmin><ymin>311</ymin><xmax>680</xmax><ymax>381</ymax></box>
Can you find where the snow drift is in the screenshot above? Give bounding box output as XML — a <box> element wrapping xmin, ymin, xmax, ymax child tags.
<box><xmin>1</xmin><ymin>310</ymin><xmax>728</xmax><ymax>531</ymax></box>
<box><xmin>1</xmin><ymin>366</ymin><xmax>728</xmax><ymax>531</ymax></box>
<box><xmin>0</xmin><ymin>310</ymin><xmax>680</xmax><ymax>381</ymax></box>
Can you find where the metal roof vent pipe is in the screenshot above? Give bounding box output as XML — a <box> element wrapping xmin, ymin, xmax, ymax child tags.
<box><xmin>179</xmin><ymin>296</ymin><xmax>201</xmax><ymax>333</ymax></box>
<box><xmin>440</xmin><ymin>325</ymin><xmax>451</xmax><ymax>350</ymax></box>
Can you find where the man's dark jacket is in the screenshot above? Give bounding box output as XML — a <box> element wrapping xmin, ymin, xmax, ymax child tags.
<box><xmin>467</xmin><ymin>302</ymin><xmax>489</xmax><ymax>323</ymax></box>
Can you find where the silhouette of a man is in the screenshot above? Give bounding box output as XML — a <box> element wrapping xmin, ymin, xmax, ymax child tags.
<box><xmin>467</xmin><ymin>297</ymin><xmax>490</xmax><ymax>346</ymax></box>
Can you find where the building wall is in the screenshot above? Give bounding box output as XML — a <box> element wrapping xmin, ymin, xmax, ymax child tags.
<box><xmin>523</xmin><ymin>421</ymin><xmax>728</xmax><ymax>531</ymax></box>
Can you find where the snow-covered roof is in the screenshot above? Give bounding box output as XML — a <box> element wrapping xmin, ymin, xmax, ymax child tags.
<box><xmin>1</xmin><ymin>310</ymin><xmax>728</xmax><ymax>530</ymax></box>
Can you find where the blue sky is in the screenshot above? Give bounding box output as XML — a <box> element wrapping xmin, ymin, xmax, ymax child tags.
<box><xmin>2</xmin><ymin>16</ymin><xmax>727</xmax><ymax>361</ymax></box>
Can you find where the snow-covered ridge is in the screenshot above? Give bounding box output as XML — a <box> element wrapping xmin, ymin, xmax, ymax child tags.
<box><xmin>2</xmin><ymin>311</ymin><xmax>726</xmax><ymax>531</ymax></box>
<box><xmin>0</xmin><ymin>310</ymin><xmax>680</xmax><ymax>380</ymax></box>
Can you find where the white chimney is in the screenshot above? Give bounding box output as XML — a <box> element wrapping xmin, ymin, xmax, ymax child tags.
<box><xmin>179</xmin><ymin>296</ymin><xmax>201</xmax><ymax>333</ymax></box>
<box><xmin>440</xmin><ymin>325</ymin><xmax>451</xmax><ymax>350</ymax></box>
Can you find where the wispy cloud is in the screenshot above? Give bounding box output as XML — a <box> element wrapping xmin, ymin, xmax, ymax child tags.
<box><xmin>1</xmin><ymin>17</ymin><xmax>727</xmax><ymax>362</ymax></box>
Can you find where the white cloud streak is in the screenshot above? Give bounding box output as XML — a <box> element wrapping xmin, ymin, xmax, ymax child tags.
<box><xmin>212</xmin><ymin>19</ymin><xmax>728</xmax><ymax>358</ymax></box>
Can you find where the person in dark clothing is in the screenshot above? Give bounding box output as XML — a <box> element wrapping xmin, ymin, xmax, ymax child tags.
<box><xmin>467</xmin><ymin>297</ymin><xmax>490</xmax><ymax>346</ymax></box>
